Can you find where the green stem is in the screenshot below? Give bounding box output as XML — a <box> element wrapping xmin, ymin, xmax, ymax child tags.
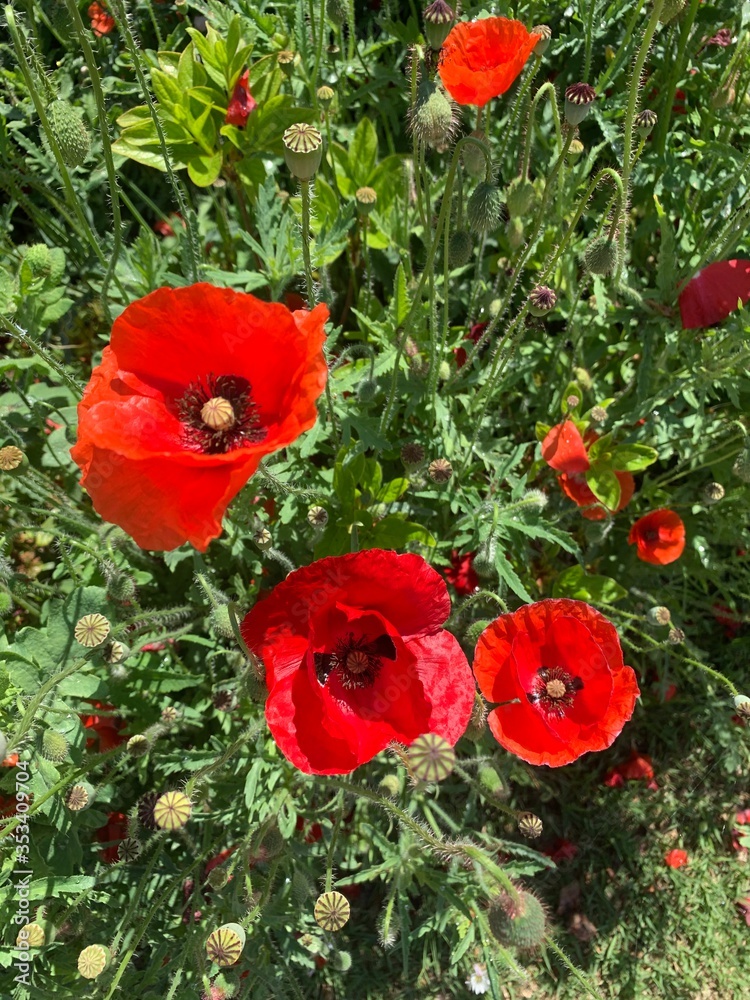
<box><xmin>496</xmin><ymin>55</ymin><xmax>543</xmax><ymax>165</ymax></box>
<box><xmin>300</xmin><ymin>179</ymin><xmax>316</xmax><ymax>306</ymax></box>
<box><xmin>0</xmin><ymin>316</ymin><xmax>83</xmax><ymax>395</ymax></box>
<box><xmin>312</xmin><ymin>0</ymin><xmax>326</xmax><ymax>103</ymax></box>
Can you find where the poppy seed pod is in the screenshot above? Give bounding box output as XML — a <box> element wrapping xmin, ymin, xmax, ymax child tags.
<box><xmin>590</xmin><ymin>405</ymin><xmax>607</xmax><ymax>422</ymax></box>
<box><xmin>67</xmin><ymin>782</ymin><xmax>96</xmax><ymax>811</ymax></box>
<box><xmin>401</xmin><ymin>442</ymin><xmax>425</xmax><ymax>468</ymax></box>
<box><xmin>326</xmin><ymin>0</ymin><xmax>349</xmax><ymax>26</ymax></box>
<box><xmin>410</xmin><ymin>79</ymin><xmax>457</xmax><ymax>148</ymax></box>
<box><xmin>46</xmin><ymin>100</ymin><xmax>90</xmax><ymax>167</ymax></box>
<box><xmin>153</xmin><ymin>790</ymin><xmax>192</xmax><ymax>830</ymax></box>
<box><xmin>206</xmin><ymin>923</ymin><xmax>246</xmax><ymax>966</ymax></box>
<box><xmin>74</xmin><ymin>613</ymin><xmax>111</xmax><ymax>648</ymax></box>
<box><xmin>583</xmin><ymin>236</ymin><xmax>620</xmax><ymax>276</ymax></box>
<box><xmin>316</xmin><ymin>85</ymin><xmax>335</xmax><ymax>109</ymax></box>
<box><xmin>635</xmin><ymin>108</ymin><xmax>658</xmax><ymax>136</ymax></box>
<box><xmin>528</xmin><ymin>284</ymin><xmax>557</xmax><ymax>317</ymax></box>
<box><xmin>277</xmin><ymin>50</ymin><xmax>296</xmax><ymax>76</ymax></box>
<box><xmin>16</xmin><ymin>922</ymin><xmax>46</xmax><ymax>948</ymax></box>
<box><xmin>428</xmin><ymin>457</ymin><xmax>453</xmax><ymax>482</ymax></box>
<box><xmin>0</xmin><ymin>445</ymin><xmax>24</xmax><ymax>471</ymax></box>
<box><xmin>567</xmin><ymin>138</ymin><xmax>585</xmax><ymax>161</ymax></box>
<box><xmin>409</xmin><ymin>733</ymin><xmax>456</xmax><ymax>783</ymax></box>
<box><xmin>488</xmin><ymin>889</ymin><xmax>546</xmax><ymax>950</ymax></box>
<box><xmin>307</xmin><ymin>505</ymin><xmax>329</xmax><ymax>527</ymax></box>
<box><xmin>518</xmin><ymin>812</ymin><xmax>543</xmax><ymax>839</ymax></box>
<box><xmin>423</xmin><ymin>0</ymin><xmax>455</xmax><ymax>51</ymax></box>
<box><xmin>355</xmin><ymin>186</ymin><xmax>377</xmax><ymax>215</ymax></box>
<box><xmin>734</xmin><ymin>695</ymin><xmax>750</xmax><ymax>718</ymax></box>
<box><xmin>462</xmin><ymin>130</ymin><xmax>489</xmax><ymax>177</ymax></box>
<box><xmin>127</xmin><ymin>734</ymin><xmax>150</xmax><ymax>757</ymax></box>
<box><xmin>77</xmin><ymin>944</ymin><xmax>112</xmax><ymax>980</ymax></box>
<box><xmin>314</xmin><ymin>891</ymin><xmax>351</xmax><ymax>931</ymax></box>
<box><xmin>647</xmin><ymin>606</ymin><xmax>671</xmax><ymax>627</ymax></box>
<box><xmin>564</xmin><ymin>83</ymin><xmax>596</xmax><ymax>126</ymax></box>
<box><xmin>283</xmin><ymin>123</ymin><xmax>323</xmax><ymax>180</ymax></box>
<box><xmin>448</xmin><ymin>229</ymin><xmax>473</xmax><ymax>267</ymax></box>
<box><xmin>702</xmin><ymin>481</ymin><xmax>725</xmax><ymax>504</ymax></box>
<box><xmin>467</xmin><ymin>181</ymin><xmax>503</xmax><ymax>234</ymax></box>
<box><xmin>532</xmin><ymin>25</ymin><xmax>552</xmax><ymax>56</ymax></box>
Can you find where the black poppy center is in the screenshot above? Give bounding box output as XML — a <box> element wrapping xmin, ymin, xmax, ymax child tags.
<box><xmin>314</xmin><ymin>632</ymin><xmax>397</xmax><ymax>691</ymax></box>
<box><xmin>527</xmin><ymin>666</ymin><xmax>583</xmax><ymax>718</ymax></box>
<box><xmin>177</xmin><ymin>374</ymin><xmax>266</xmax><ymax>454</ymax></box>
<box><xmin>643</xmin><ymin>528</ymin><xmax>659</xmax><ymax>542</ymax></box>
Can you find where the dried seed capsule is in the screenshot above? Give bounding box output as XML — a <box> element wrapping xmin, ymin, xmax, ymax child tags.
<box><xmin>118</xmin><ymin>837</ymin><xmax>141</xmax><ymax>863</ymax></box>
<box><xmin>0</xmin><ymin>446</ymin><xmax>24</xmax><ymax>471</ymax></box>
<box><xmin>667</xmin><ymin>627</ymin><xmax>685</xmax><ymax>645</ymax></box>
<box><xmin>401</xmin><ymin>443</ymin><xmax>425</xmax><ymax>469</ymax></box>
<box><xmin>74</xmin><ymin>613</ymin><xmax>110</xmax><ymax>648</ymax></box>
<box><xmin>408</xmin><ymin>732</ymin><xmax>456</xmax><ymax>782</ymax></box>
<box><xmin>733</xmin><ymin>695</ymin><xmax>750</xmax><ymax>718</ymax></box>
<box><xmin>66</xmin><ymin>782</ymin><xmax>95</xmax><ymax>812</ymax></box>
<box><xmin>702</xmin><ymin>482</ymin><xmax>725</xmax><ymax>504</ymax></box>
<box><xmin>314</xmin><ymin>891</ymin><xmax>351</xmax><ymax>932</ymax></box>
<box><xmin>206</xmin><ymin>922</ymin><xmax>246</xmax><ymax>966</ymax></box>
<box><xmin>105</xmin><ymin>640</ymin><xmax>128</xmax><ymax>664</ymax></box>
<box><xmin>153</xmin><ymin>790</ymin><xmax>192</xmax><ymax>830</ymax></box>
<box><xmin>307</xmin><ymin>505</ymin><xmax>329</xmax><ymax>527</ymax></box>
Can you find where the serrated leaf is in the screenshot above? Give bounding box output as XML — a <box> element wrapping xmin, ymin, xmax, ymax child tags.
<box><xmin>494</xmin><ymin>551</ymin><xmax>533</xmax><ymax>603</ymax></box>
<box><xmin>552</xmin><ymin>564</ymin><xmax>627</xmax><ymax>603</ymax></box>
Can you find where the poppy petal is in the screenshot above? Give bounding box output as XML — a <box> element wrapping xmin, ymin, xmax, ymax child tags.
<box><xmin>541</xmin><ymin>421</ymin><xmax>590</xmax><ymax>473</ymax></box>
<box><xmin>679</xmin><ymin>259</ymin><xmax>750</xmax><ymax>329</ymax></box>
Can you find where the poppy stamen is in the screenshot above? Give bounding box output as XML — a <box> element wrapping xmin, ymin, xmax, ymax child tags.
<box><xmin>178</xmin><ymin>374</ymin><xmax>266</xmax><ymax>454</ymax></box>
<box><xmin>314</xmin><ymin>632</ymin><xmax>397</xmax><ymax>691</ymax></box>
<box><xmin>527</xmin><ymin>666</ymin><xmax>583</xmax><ymax>718</ymax></box>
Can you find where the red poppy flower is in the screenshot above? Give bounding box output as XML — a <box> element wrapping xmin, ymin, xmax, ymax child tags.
<box><xmin>225</xmin><ymin>69</ymin><xmax>257</xmax><ymax>127</ymax></box>
<box><xmin>88</xmin><ymin>1</ymin><xmax>115</xmax><ymax>36</ymax></box>
<box><xmin>603</xmin><ymin>749</ymin><xmax>655</xmax><ymax>787</ymax></box>
<box><xmin>438</xmin><ymin>18</ymin><xmax>541</xmax><ymax>108</ymax></box>
<box><xmin>443</xmin><ymin>550</ymin><xmax>479</xmax><ymax>596</ymax></box>
<box><xmin>664</xmin><ymin>848</ymin><xmax>688</xmax><ymax>869</ymax></box>
<box><xmin>70</xmin><ymin>284</ymin><xmax>328</xmax><ymax>551</ymax></box>
<box><xmin>454</xmin><ymin>321</ymin><xmax>488</xmax><ymax>369</ymax></box>
<box><xmin>628</xmin><ymin>509</ymin><xmax>686</xmax><ymax>566</ymax></box>
<box><xmin>679</xmin><ymin>259</ymin><xmax>750</xmax><ymax>329</ymax></box>
<box><xmin>736</xmin><ymin>896</ymin><xmax>750</xmax><ymax>927</ymax></box>
<box><xmin>81</xmin><ymin>701</ymin><xmax>126</xmax><ymax>751</ymax></box>
<box><xmin>541</xmin><ymin>421</ymin><xmax>589</xmax><ymax>474</ymax></box>
<box><xmin>544</xmin><ymin>838</ymin><xmax>579</xmax><ymax>864</ymax></box>
<box><xmin>97</xmin><ymin>811</ymin><xmax>128</xmax><ymax>863</ymax></box>
<box><xmin>240</xmin><ymin>549</ymin><xmax>475</xmax><ymax>775</ymax></box>
<box><xmin>558</xmin><ymin>470</ymin><xmax>635</xmax><ymax>520</ymax></box>
<box><xmin>1</xmin><ymin>753</ymin><xmax>19</xmax><ymax>767</ymax></box>
<box><xmin>472</xmin><ymin>599</ymin><xmax>639</xmax><ymax>767</ymax></box>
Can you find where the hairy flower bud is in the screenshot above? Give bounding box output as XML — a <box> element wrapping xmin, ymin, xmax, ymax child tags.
<box><xmin>41</xmin><ymin>730</ymin><xmax>68</xmax><ymax>763</ymax></box>
<box><xmin>462</xmin><ymin>130</ymin><xmax>489</xmax><ymax>177</ymax></box>
<box><xmin>326</xmin><ymin>0</ymin><xmax>349</xmax><ymax>26</ymax></box>
<box><xmin>448</xmin><ymin>229</ymin><xmax>473</xmax><ymax>267</ymax></box>
<box><xmin>658</xmin><ymin>0</ymin><xmax>687</xmax><ymax>24</ymax></box>
<box><xmin>583</xmin><ymin>236</ymin><xmax>620</xmax><ymax>275</ymax></box>
<box><xmin>564</xmin><ymin>83</ymin><xmax>596</xmax><ymax>126</ymax></box>
<box><xmin>410</xmin><ymin>79</ymin><xmax>457</xmax><ymax>149</ymax></box>
<box><xmin>505</xmin><ymin>176</ymin><xmax>535</xmax><ymax>218</ymax></box>
<box><xmin>23</xmin><ymin>243</ymin><xmax>51</xmax><ymax>278</ymax></box>
<box><xmin>467</xmin><ymin>181</ymin><xmax>503</xmax><ymax>234</ymax></box>
<box><xmin>46</xmin><ymin>100</ymin><xmax>90</xmax><ymax>167</ymax></box>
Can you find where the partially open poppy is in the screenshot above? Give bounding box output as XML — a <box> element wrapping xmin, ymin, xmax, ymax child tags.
<box><xmin>241</xmin><ymin>549</ymin><xmax>475</xmax><ymax>775</ymax></box>
<box><xmin>438</xmin><ymin>18</ymin><xmax>541</xmax><ymax>108</ymax></box>
<box><xmin>541</xmin><ymin>420</ymin><xmax>589</xmax><ymax>473</ymax></box>
<box><xmin>71</xmin><ymin>284</ymin><xmax>328</xmax><ymax>551</ymax></box>
<box><xmin>225</xmin><ymin>69</ymin><xmax>257</xmax><ymax>127</ymax></box>
<box><xmin>558</xmin><ymin>470</ymin><xmax>635</xmax><ymax>520</ymax></box>
<box><xmin>81</xmin><ymin>701</ymin><xmax>127</xmax><ymax>751</ymax></box>
<box><xmin>628</xmin><ymin>509</ymin><xmax>685</xmax><ymax>566</ymax></box>
<box><xmin>679</xmin><ymin>259</ymin><xmax>750</xmax><ymax>329</ymax></box>
<box><xmin>473</xmin><ymin>599</ymin><xmax>639</xmax><ymax>767</ymax></box>
<box><xmin>88</xmin><ymin>2</ymin><xmax>115</xmax><ymax>36</ymax></box>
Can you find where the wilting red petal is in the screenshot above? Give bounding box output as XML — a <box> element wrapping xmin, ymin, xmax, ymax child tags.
<box><xmin>438</xmin><ymin>18</ymin><xmax>541</xmax><ymax>108</ymax></box>
<box><xmin>541</xmin><ymin>421</ymin><xmax>590</xmax><ymax>473</ymax></box>
<box><xmin>225</xmin><ymin>69</ymin><xmax>257</xmax><ymax>127</ymax></box>
<box><xmin>628</xmin><ymin>509</ymin><xmax>686</xmax><ymax>565</ymax></box>
<box><xmin>679</xmin><ymin>259</ymin><xmax>750</xmax><ymax>329</ymax></box>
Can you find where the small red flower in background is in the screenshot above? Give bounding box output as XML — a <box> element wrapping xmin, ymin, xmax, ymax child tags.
<box><xmin>603</xmin><ymin>750</ymin><xmax>657</xmax><ymax>789</ymax></box>
<box><xmin>81</xmin><ymin>701</ymin><xmax>126</xmax><ymax>751</ymax></box>
<box><xmin>225</xmin><ymin>69</ymin><xmax>257</xmax><ymax>127</ymax></box>
<box><xmin>736</xmin><ymin>896</ymin><xmax>750</xmax><ymax>927</ymax></box>
<box><xmin>664</xmin><ymin>848</ymin><xmax>688</xmax><ymax>869</ymax></box>
<box><xmin>97</xmin><ymin>811</ymin><xmax>128</xmax><ymax>862</ymax></box>
<box><xmin>296</xmin><ymin>816</ymin><xmax>324</xmax><ymax>843</ymax></box>
<box><xmin>88</xmin><ymin>2</ymin><xmax>115</xmax><ymax>36</ymax></box>
<box><xmin>241</xmin><ymin>550</ymin><xmax>475</xmax><ymax>775</ymax></box>
<box><xmin>705</xmin><ymin>28</ymin><xmax>733</xmax><ymax>47</ymax></box>
<box><xmin>628</xmin><ymin>509</ymin><xmax>686</xmax><ymax>566</ymax></box>
<box><xmin>454</xmin><ymin>321</ymin><xmax>488</xmax><ymax>369</ymax></box>
<box><xmin>558</xmin><ymin>470</ymin><xmax>635</xmax><ymax>521</ymax></box>
<box><xmin>1</xmin><ymin>753</ymin><xmax>19</xmax><ymax>767</ymax></box>
<box><xmin>545</xmin><ymin>838</ymin><xmax>579</xmax><ymax>864</ymax></box>
<box><xmin>541</xmin><ymin>420</ymin><xmax>590</xmax><ymax>473</ymax></box>
<box><xmin>70</xmin><ymin>284</ymin><xmax>328</xmax><ymax>551</ymax></box>
<box><xmin>679</xmin><ymin>259</ymin><xmax>750</xmax><ymax>329</ymax></box>
<box><xmin>438</xmin><ymin>18</ymin><xmax>541</xmax><ymax>108</ymax></box>
<box><xmin>443</xmin><ymin>550</ymin><xmax>479</xmax><ymax>596</ymax></box>
<box><xmin>731</xmin><ymin>808</ymin><xmax>750</xmax><ymax>853</ymax></box>
<box><xmin>0</xmin><ymin>794</ymin><xmax>16</xmax><ymax>816</ymax></box>
<box><xmin>713</xmin><ymin>603</ymin><xmax>742</xmax><ymax>639</ymax></box>
<box><xmin>472</xmin><ymin>599</ymin><xmax>639</xmax><ymax>767</ymax></box>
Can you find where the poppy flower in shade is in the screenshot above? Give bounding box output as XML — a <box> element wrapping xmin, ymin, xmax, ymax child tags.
<box><xmin>240</xmin><ymin>549</ymin><xmax>475</xmax><ymax>775</ymax></box>
<box><xmin>454</xmin><ymin>321</ymin><xmax>488</xmax><ymax>369</ymax></box>
<box><xmin>472</xmin><ymin>599</ymin><xmax>639</xmax><ymax>767</ymax></box>
<box><xmin>224</xmin><ymin>69</ymin><xmax>257</xmax><ymax>127</ymax></box>
<box><xmin>88</xmin><ymin>2</ymin><xmax>115</xmax><ymax>36</ymax></box>
<box><xmin>96</xmin><ymin>811</ymin><xmax>128</xmax><ymax>863</ymax></box>
<box><xmin>603</xmin><ymin>749</ymin><xmax>656</xmax><ymax>788</ymax></box>
<box><xmin>679</xmin><ymin>259</ymin><xmax>750</xmax><ymax>329</ymax></box>
<box><xmin>558</xmin><ymin>470</ymin><xmax>635</xmax><ymax>520</ymax></box>
<box><xmin>438</xmin><ymin>18</ymin><xmax>541</xmax><ymax>108</ymax></box>
<box><xmin>628</xmin><ymin>509</ymin><xmax>686</xmax><ymax>566</ymax></box>
<box><xmin>81</xmin><ymin>701</ymin><xmax>126</xmax><ymax>751</ymax></box>
<box><xmin>541</xmin><ymin>420</ymin><xmax>590</xmax><ymax>474</ymax></box>
<box><xmin>544</xmin><ymin>838</ymin><xmax>579</xmax><ymax>864</ymax></box>
<box><xmin>664</xmin><ymin>848</ymin><xmax>688</xmax><ymax>869</ymax></box>
<box><xmin>443</xmin><ymin>549</ymin><xmax>479</xmax><ymax>596</ymax></box>
<box><xmin>70</xmin><ymin>284</ymin><xmax>328</xmax><ymax>551</ymax></box>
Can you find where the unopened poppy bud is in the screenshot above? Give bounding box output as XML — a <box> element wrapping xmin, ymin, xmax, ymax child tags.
<box><xmin>567</xmin><ymin>138</ymin><xmax>584</xmax><ymax>161</ymax></box>
<box><xmin>410</xmin><ymin>79</ymin><xmax>457</xmax><ymax>148</ymax></box>
<box><xmin>532</xmin><ymin>24</ymin><xmax>552</xmax><ymax>56</ymax></box>
<box><xmin>448</xmin><ymin>229</ymin><xmax>473</xmax><ymax>267</ymax></box>
<box><xmin>210</xmin><ymin>604</ymin><xmax>234</xmax><ymax>639</ymax></box>
<box><xmin>106</xmin><ymin>572</ymin><xmax>136</xmax><ymax>602</ymax></box>
<box><xmin>206</xmin><ymin>922</ymin><xmax>246</xmax><ymax>966</ymax></box>
<box><xmin>478</xmin><ymin>765</ymin><xmax>505</xmax><ymax>798</ymax></box>
<box><xmin>74</xmin><ymin>613</ymin><xmax>110</xmax><ymax>648</ymax></box>
<box><xmin>277</xmin><ymin>50</ymin><xmax>296</xmax><ymax>76</ymax></box>
<box><xmin>462</xmin><ymin>130</ymin><xmax>489</xmax><ymax>177</ymax></box>
<box><xmin>438</xmin><ymin>360</ymin><xmax>451</xmax><ymax>381</ymax></box>
<box><xmin>467</xmin><ymin>181</ymin><xmax>503</xmax><ymax>234</ymax></box>
<box><xmin>488</xmin><ymin>889</ymin><xmax>547</xmax><ymax>950</ymax></box>
<box><xmin>77</xmin><ymin>944</ymin><xmax>112</xmax><ymax>979</ymax></box>
<box><xmin>46</xmin><ymin>100</ymin><xmax>90</xmax><ymax>167</ymax></box>
<box><xmin>635</xmin><ymin>109</ymin><xmax>657</xmax><ymax>136</ymax></box>
<box><xmin>473</xmin><ymin>541</ymin><xmax>496</xmax><ymax>579</ymax></box>
<box><xmin>658</xmin><ymin>0</ymin><xmax>686</xmax><ymax>24</ymax></box>
<box><xmin>590</xmin><ymin>405</ymin><xmax>608</xmax><ymax>422</ymax></box>
<box><xmin>378</xmin><ymin>774</ymin><xmax>401</xmax><ymax>796</ymax></box>
<box><xmin>153</xmin><ymin>790</ymin><xmax>192</xmax><ymax>830</ymax></box>
<box><xmin>564</xmin><ymin>83</ymin><xmax>596</xmax><ymax>126</ymax></box>
<box><xmin>41</xmin><ymin>730</ymin><xmax>68</xmax><ymax>763</ymax></box>
<box><xmin>326</xmin><ymin>0</ymin><xmax>349</xmax><ymax>26</ymax></box>
<box><xmin>283</xmin><ymin>123</ymin><xmax>323</xmax><ymax>180</ymax></box>
<box><xmin>518</xmin><ymin>812</ymin><xmax>543</xmax><ymax>839</ymax></box>
<box><xmin>23</xmin><ymin>243</ymin><xmax>51</xmax><ymax>277</ymax></box>
<box><xmin>506</xmin><ymin>176</ymin><xmax>535</xmax><ymax>218</ymax></box>
<box><xmin>0</xmin><ymin>445</ymin><xmax>24</xmax><ymax>471</ymax></box>
<box><xmin>401</xmin><ymin>443</ymin><xmax>425</xmax><ymax>469</ymax></box>
<box><xmin>428</xmin><ymin>457</ymin><xmax>453</xmax><ymax>483</ymax></box>
<box><xmin>118</xmin><ymin>837</ymin><xmax>141</xmax><ymax>863</ymax></box>
<box><xmin>422</xmin><ymin>0</ymin><xmax>455</xmax><ymax>51</ymax></box>
<box><xmin>528</xmin><ymin>284</ymin><xmax>557</xmax><ymax>317</ymax></box>
<box><xmin>647</xmin><ymin>606</ymin><xmax>671</xmax><ymax>626</ymax></box>
<box><xmin>667</xmin><ymin>627</ymin><xmax>685</xmax><ymax>645</ymax></box>
<box><xmin>127</xmin><ymin>734</ymin><xmax>150</xmax><ymax>757</ymax></box>
<box><xmin>584</xmin><ymin>235</ymin><xmax>620</xmax><ymax>275</ymax></box>
<box><xmin>464</xmin><ymin>618</ymin><xmax>491</xmax><ymax>649</ymax></box>
<box><xmin>574</xmin><ymin>366</ymin><xmax>592</xmax><ymax>390</ymax></box>
<box><xmin>409</xmin><ymin>732</ymin><xmax>456</xmax><ymax>782</ymax></box>
<box><xmin>66</xmin><ymin>782</ymin><xmax>95</xmax><ymax>812</ymax></box>
<box><xmin>506</xmin><ymin>217</ymin><xmax>524</xmax><ymax>251</ymax></box>
<box><xmin>0</xmin><ymin>591</ymin><xmax>12</xmax><ymax>621</ymax></box>
<box><xmin>314</xmin><ymin>891</ymin><xmax>350</xmax><ymax>932</ymax></box>
<box><xmin>307</xmin><ymin>505</ymin><xmax>329</xmax><ymax>527</ymax></box>
<box><xmin>734</xmin><ymin>695</ymin><xmax>750</xmax><ymax>718</ymax></box>
<box><xmin>522</xmin><ymin>488</ymin><xmax>548</xmax><ymax>509</ymax></box>
<box><xmin>254</xmin><ymin>527</ymin><xmax>272</xmax><ymax>550</ymax></box>
<box><xmin>332</xmin><ymin>950</ymin><xmax>352</xmax><ymax>972</ymax></box>
<box><xmin>317</xmin><ymin>85</ymin><xmax>335</xmax><ymax>109</ymax></box>
<box><xmin>702</xmin><ymin>482</ymin><xmax>725</xmax><ymax>504</ymax></box>
<box><xmin>355</xmin><ymin>186</ymin><xmax>377</xmax><ymax>215</ymax></box>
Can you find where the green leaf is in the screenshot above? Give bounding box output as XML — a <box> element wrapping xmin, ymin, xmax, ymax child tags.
<box><xmin>552</xmin><ymin>564</ymin><xmax>627</xmax><ymax>603</ymax></box>
<box><xmin>348</xmin><ymin>116</ymin><xmax>379</xmax><ymax>188</ymax></box>
<box><xmin>375</xmin><ymin>477</ymin><xmax>409</xmax><ymax>504</ymax></box>
<box><xmin>370</xmin><ymin>515</ymin><xmax>435</xmax><ymax>548</ymax></box>
<box><xmin>587</xmin><ymin>433</ymin><xmax>613</xmax><ymax>462</ymax></box>
<box><xmin>584</xmin><ymin>466</ymin><xmax>621</xmax><ymax>510</ymax></box>
<box><xmin>187</xmin><ymin>150</ymin><xmax>223</xmax><ymax>186</ymax></box>
<box><xmin>494</xmin><ymin>551</ymin><xmax>533</xmax><ymax>603</ymax></box>
<box><xmin>561</xmin><ymin>381</ymin><xmax>583</xmax><ymax>414</ymax></box>
<box><xmin>610</xmin><ymin>443</ymin><xmax>659</xmax><ymax>472</ymax></box>
<box><xmin>392</xmin><ymin>262</ymin><xmax>409</xmax><ymax>327</ymax></box>
<box><xmin>150</xmin><ymin>68</ymin><xmax>184</xmax><ymax>112</ymax></box>
<box><xmin>535</xmin><ymin>422</ymin><xmax>551</xmax><ymax>442</ymax></box>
